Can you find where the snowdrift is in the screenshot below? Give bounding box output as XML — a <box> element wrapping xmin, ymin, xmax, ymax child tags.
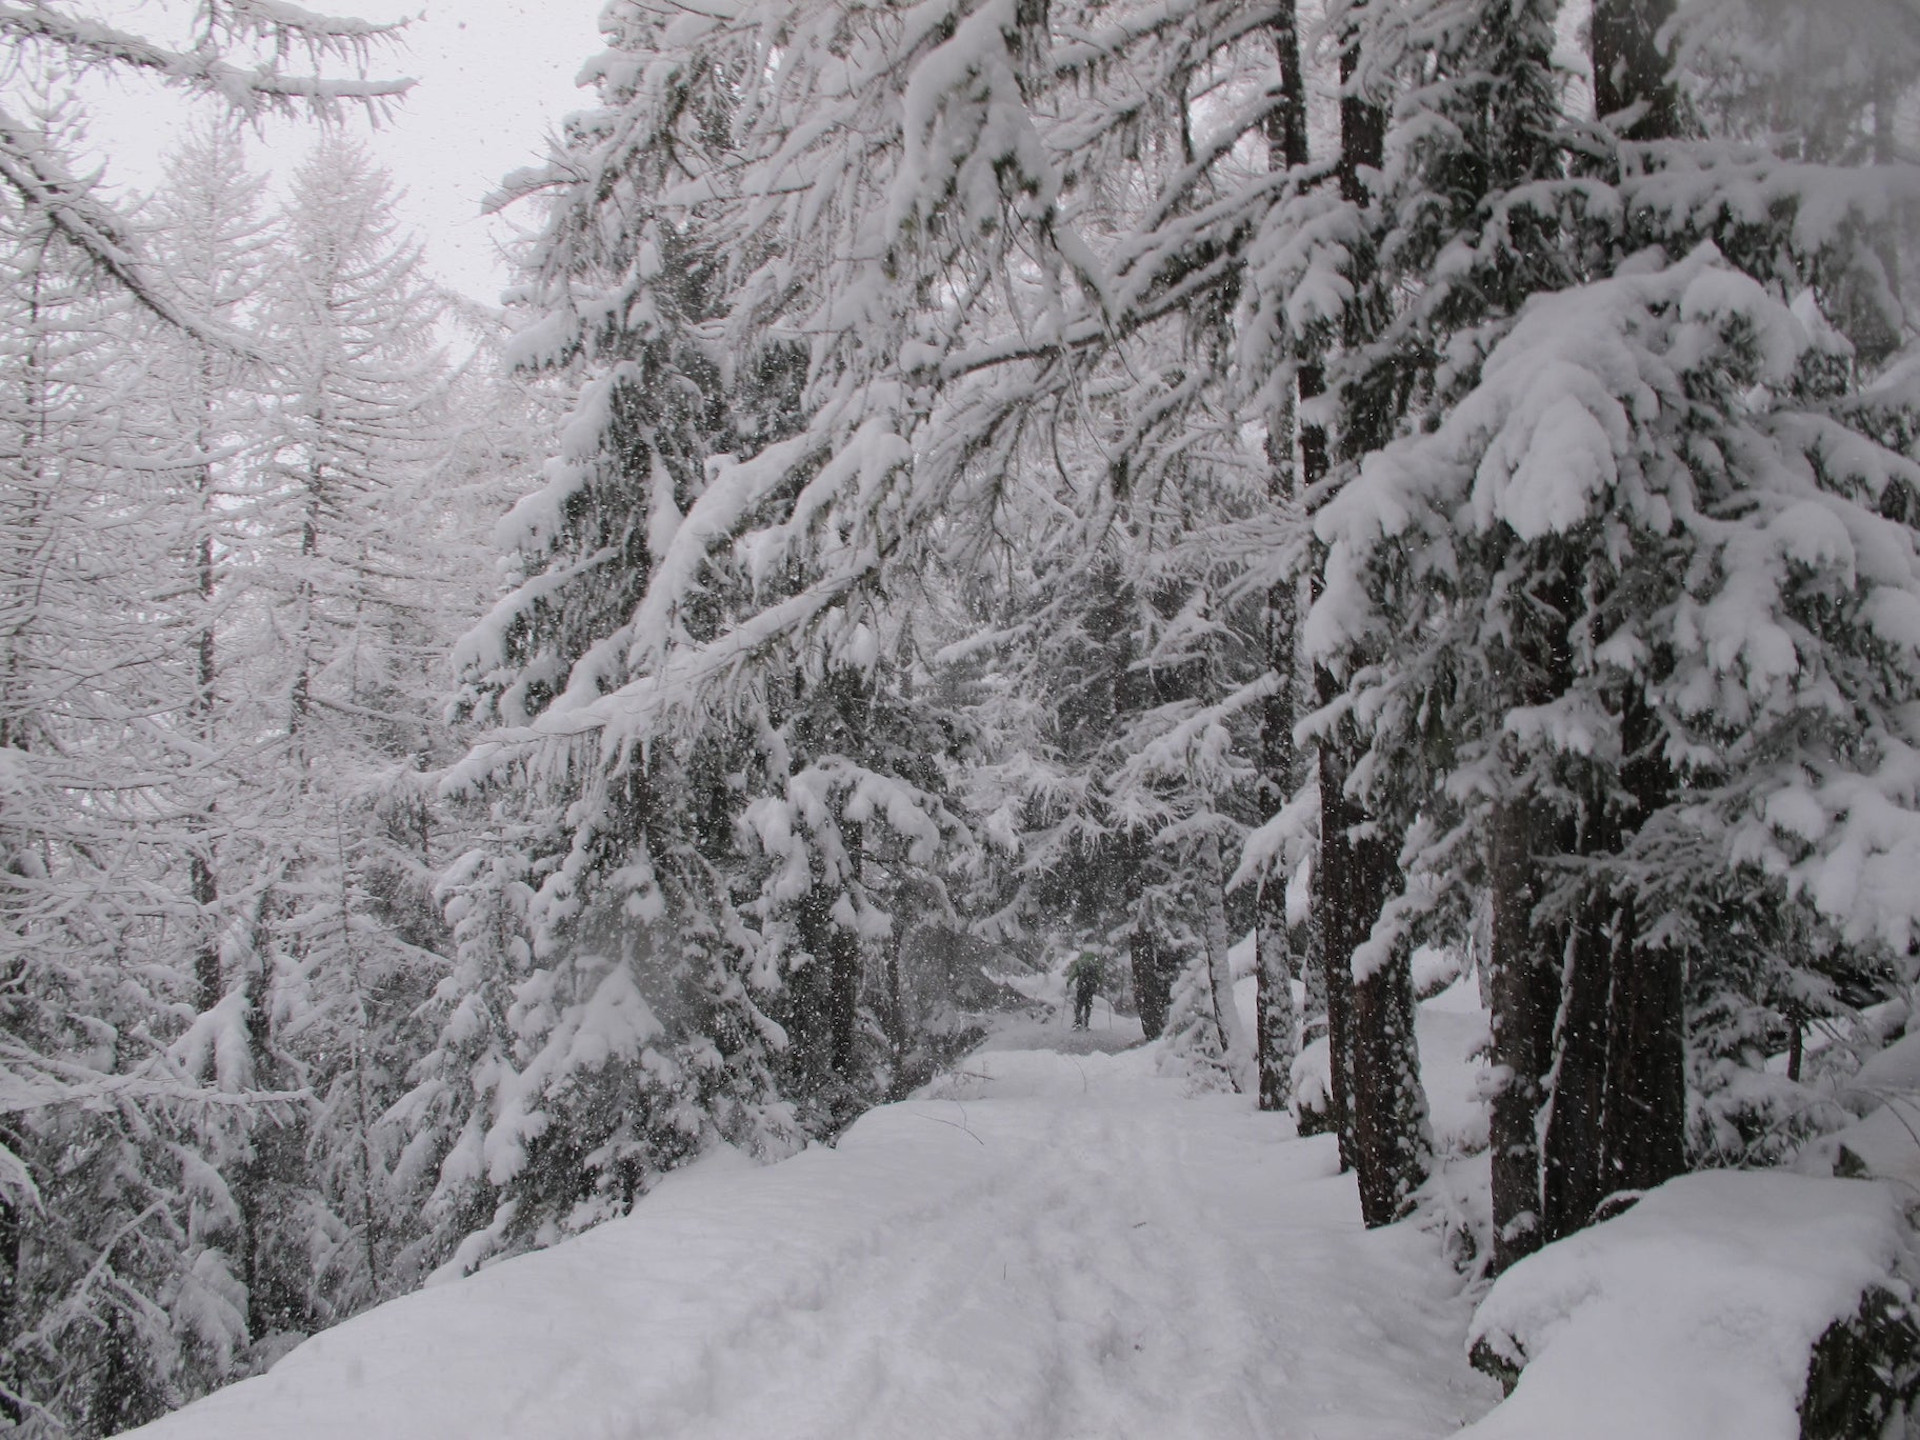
<box><xmin>1461</xmin><ymin>1171</ymin><xmax>1917</xmax><ymax>1440</ymax></box>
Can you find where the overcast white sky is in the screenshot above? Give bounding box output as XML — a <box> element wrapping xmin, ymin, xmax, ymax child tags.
<box><xmin>82</xmin><ymin>0</ymin><xmax>608</xmax><ymax>303</ymax></box>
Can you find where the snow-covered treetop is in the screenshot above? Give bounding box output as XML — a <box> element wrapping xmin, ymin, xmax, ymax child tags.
<box><xmin>0</xmin><ymin>1</ymin><xmax>411</xmax><ymax>345</ymax></box>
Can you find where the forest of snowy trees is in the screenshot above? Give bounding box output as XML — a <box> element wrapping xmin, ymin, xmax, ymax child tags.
<box><xmin>0</xmin><ymin>0</ymin><xmax>1916</xmax><ymax>1433</ymax></box>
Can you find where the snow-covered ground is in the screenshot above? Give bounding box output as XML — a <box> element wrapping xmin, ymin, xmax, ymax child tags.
<box><xmin>129</xmin><ymin>992</ymin><xmax>1501</xmax><ymax>1440</ymax></box>
<box><xmin>125</xmin><ymin>974</ymin><xmax>1919</xmax><ymax>1439</ymax></box>
<box><xmin>1463</xmin><ymin>1170</ymin><xmax>1912</xmax><ymax>1440</ymax></box>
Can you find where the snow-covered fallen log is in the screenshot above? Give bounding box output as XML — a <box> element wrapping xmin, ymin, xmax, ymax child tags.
<box><xmin>1461</xmin><ymin>1172</ymin><xmax>1918</xmax><ymax>1439</ymax></box>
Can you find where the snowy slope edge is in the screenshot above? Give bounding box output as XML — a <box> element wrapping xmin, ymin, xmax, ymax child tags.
<box><xmin>1459</xmin><ymin>1172</ymin><xmax>1917</xmax><ymax>1440</ymax></box>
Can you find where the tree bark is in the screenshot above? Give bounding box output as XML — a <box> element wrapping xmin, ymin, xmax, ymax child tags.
<box><xmin>1338</xmin><ymin>33</ymin><xmax>1385</xmax><ymax>210</ymax></box>
<box><xmin>828</xmin><ymin>819</ymin><xmax>864</xmax><ymax>1078</ymax></box>
<box><xmin>1199</xmin><ymin>831</ymin><xmax>1247</xmax><ymax>1086</ymax></box>
<box><xmin>1349</xmin><ymin>826</ymin><xmax>1432</xmax><ymax>1226</ymax></box>
<box><xmin>1123</xmin><ymin>834</ymin><xmax>1174</xmax><ymax>1039</ymax></box>
<box><xmin>1540</xmin><ymin>897</ymin><xmax>1614</xmax><ymax>1241</ymax></box>
<box><xmin>1487</xmin><ymin>797</ymin><xmax>1552</xmax><ymax>1271</ymax></box>
<box><xmin>191</xmin><ymin>845</ymin><xmax>220</xmax><ymax>1012</ymax></box>
<box><xmin>1267</xmin><ymin>0</ymin><xmax>1310</xmax><ymax>175</ymax></box>
<box><xmin>794</xmin><ymin>884</ymin><xmax>843</xmax><ymax>1086</ymax></box>
<box><xmin>1582</xmin><ymin>0</ymin><xmax>1688</xmax><ymax>1216</ymax></box>
<box><xmin>1599</xmin><ymin>896</ymin><xmax>1686</xmax><ymax>1193</ymax></box>
<box><xmin>0</xmin><ymin>1133</ymin><xmax>20</xmax><ymax>1423</ymax></box>
<box><xmin>1254</xmin><ymin>376</ymin><xmax>1300</xmax><ymax>1110</ymax></box>
<box><xmin>826</xmin><ymin>918</ymin><xmax>861</xmax><ymax>1079</ymax></box>
<box><xmin>1254</xmin><ymin>462</ymin><xmax>1300</xmax><ymax>1110</ymax></box>
<box><xmin>883</xmin><ymin>920</ymin><xmax>906</xmax><ymax>1059</ymax></box>
<box><xmin>1256</xmin><ymin>907</ymin><xmax>1296</xmax><ymax>1112</ymax></box>
<box><xmin>1321</xmin><ymin>10</ymin><xmax>1413</xmax><ymax>1191</ymax></box>
<box><xmin>1314</xmin><ymin>729</ymin><xmax>1359</xmax><ymax>1169</ymax></box>
<box><xmin>1132</xmin><ymin>924</ymin><xmax>1171</xmax><ymax>1040</ymax></box>
<box><xmin>1251</xmin><ymin>0</ymin><xmax>1311</xmax><ymax>1114</ymax></box>
<box><xmin>191</xmin><ymin>374</ymin><xmax>222</xmax><ymax>1014</ymax></box>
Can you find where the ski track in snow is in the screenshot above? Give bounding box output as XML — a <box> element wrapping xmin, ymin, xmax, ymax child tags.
<box><xmin>131</xmin><ymin>1017</ymin><xmax>1499</xmax><ymax>1440</ymax></box>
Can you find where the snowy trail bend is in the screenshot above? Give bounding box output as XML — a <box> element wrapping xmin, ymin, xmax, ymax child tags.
<box><xmin>133</xmin><ymin>1038</ymin><xmax>1498</xmax><ymax>1440</ymax></box>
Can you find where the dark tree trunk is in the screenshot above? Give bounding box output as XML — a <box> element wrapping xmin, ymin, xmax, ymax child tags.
<box><xmin>1591</xmin><ymin>0</ymin><xmax>1681</xmax><ymax>140</ymax></box>
<box><xmin>1301</xmin><ymin>894</ymin><xmax>1329</xmax><ymax>1040</ymax></box>
<box><xmin>1338</xmin><ymin>35</ymin><xmax>1385</xmax><ymax>210</ymax></box>
<box><xmin>0</xmin><ymin>1136</ymin><xmax>20</xmax><ymax>1422</ymax></box>
<box><xmin>1124</xmin><ymin>834</ymin><xmax>1175</xmax><ymax>1039</ymax></box>
<box><xmin>1333</xmin><ymin>16</ymin><xmax>1390</xmax><ymax>458</ymax></box>
<box><xmin>825</xmin><ymin>920</ymin><xmax>861</xmax><ymax>1078</ymax></box>
<box><xmin>237</xmin><ymin>904</ymin><xmax>286</xmax><ymax>1339</ymax></box>
<box><xmin>1254</xmin><ymin>449</ymin><xmax>1300</xmax><ymax>1111</ymax></box>
<box><xmin>0</xmin><ymin>1220</ymin><xmax>15</xmax><ymax>1423</ymax></box>
<box><xmin>1492</xmin><ymin>539</ymin><xmax>1615</xmax><ymax>1262</ymax></box>
<box><xmin>1540</xmin><ymin>898</ymin><xmax>1614</xmax><ymax>1241</ymax></box>
<box><xmin>1254</xmin><ymin>597</ymin><xmax>1299</xmax><ymax>1111</ymax></box>
<box><xmin>1251</xmin><ymin>0</ymin><xmax>1311</xmax><ymax>1115</ymax></box>
<box><xmin>880</xmin><ymin>902</ymin><xmax>913</xmax><ymax>1102</ymax></box>
<box><xmin>1583</xmin><ymin>4</ymin><xmax>1688</xmax><ymax>1213</ymax></box>
<box><xmin>1322</xmin><ymin>13</ymin><xmax>1422</xmax><ymax>1197</ymax></box>
<box><xmin>1268</xmin><ymin>0</ymin><xmax>1310</xmax><ymax>175</ymax></box>
<box><xmin>1348</xmin><ymin>825</ymin><xmax>1432</xmax><ymax>1226</ymax></box>
<box><xmin>827</xmin><ymin>819</ymin><xmax>864</xmax><ymax>1078</ymax></box>
<box><xmin>1314</xmin><ymin>728</ymin><xmax>1359</xmax><ymax>1170</ymax></box>
<box><xmin>1256</xmin><ymin>909</ymin><xmax>1295</xmax><ymax>1112</ymax></box>
<box><xmin>192</xmin><ymin>846</ymin><xmax>220</xmax><ymax>1012</ymax></box>
<box><xmin>1600</xmin><ymin>897</ymin><xmax>1686</xmax><ymax>1193</ymax></box>
<box><xmin>1486</xmin><ymin>797</ymin><xmax>1553</xmax><ymax>1272</ymax></box>
<box><xmin>1254</xmin><ymin>367</ymin><xmax>1300</xmax><ymax>1111</ymax></box>
<box><xmin>790</xmin><ymin>881</ymin><xmax>864</xmax><ymax>1094</ymax></box>
<box><xmin>884</xmin><ymin>922</ymin><xmax>906</xmax><ymax>1058</ymax></box>
<box><xmin>1132</xmin><ymin>924</ymin><xmax>1171</xmax><ymax>1040</ymax></box>
<box><xmin>1301</xmin><ymin>11</ymin><xmax>1391</xmax><ymax>1175</ymax></box>
<box><xmin>191</xmin><ymin>390</ymin><xmax>222</xmax><ymax>1015</ymax></box>
<box><xmin>1197</xmin><ymin>832</ymin><xmax>1243</xmax><ymax>1080</ymax></box>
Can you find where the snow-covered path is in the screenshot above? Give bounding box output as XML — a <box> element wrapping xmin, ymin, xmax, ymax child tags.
<box><xmin>132</xmin><ymin>1023</ymin><xmax>1499</xmax><ymax>1440</ymax></box>
<box><xmin>836</xmin><ymin>1052</ymin><xmax>1498</xmax><ymax>1440</ymax></box>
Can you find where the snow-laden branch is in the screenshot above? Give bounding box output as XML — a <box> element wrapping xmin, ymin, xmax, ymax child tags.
<box><xmin>0</xmin><ymin>1040</ymin><xmax>308</xmax><ymax>1116</ymax></box>
<box><xmin>0</xmin><ymin>108</ymin><xmax>266</xmax><ymax>352</ymax></box>
<box><xmin>0</xmin><ymin>2</ymin><xmax>412</xmax><ymax>111</ymax></box>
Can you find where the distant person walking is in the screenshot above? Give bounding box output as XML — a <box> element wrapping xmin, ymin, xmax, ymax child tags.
<box><xmin>1067</xmin><ymin>950</ymin><xmax>1104</xmax><ymax>1030</ymax></box>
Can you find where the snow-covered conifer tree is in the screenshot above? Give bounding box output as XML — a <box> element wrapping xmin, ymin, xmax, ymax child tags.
<box><xmin>164</xmin><ymin>137</ymin><xmax>457</xmax><ymax>1343</ymax></box>
<box><xmin>1311</xmin><ymin>0</ymin><xmax>1920</xmax><ymax>1264</ymax></box>
<box><xmin>0</xmin><ymin>88</ymin><xmax>267</xmax><ymax>1434</ymax></box>
<box><xmin>142</xmin><ymin>122</ymin><xmax>273</xmax><ymax>1020</ymax></box>
<box><xmin>132</xmin><ymin>119</ymin><xmax>290</xmax><ymax>1392</ymax></box>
